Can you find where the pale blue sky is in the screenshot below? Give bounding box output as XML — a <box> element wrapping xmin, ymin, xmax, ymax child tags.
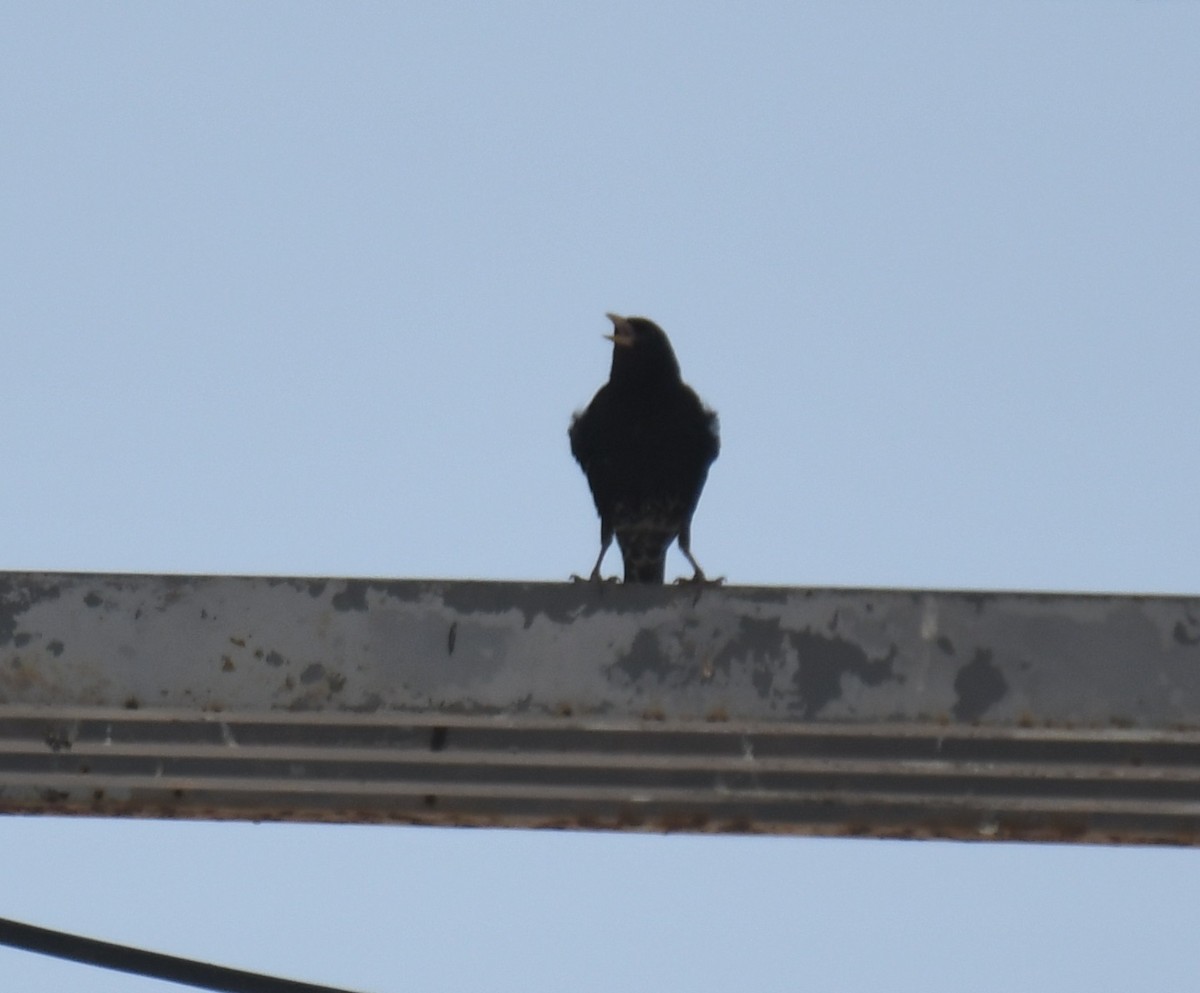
<box><xmin>3</xmin><ymin>4</ymin><xmax>1200</xmax><ymax>991</ymax></box>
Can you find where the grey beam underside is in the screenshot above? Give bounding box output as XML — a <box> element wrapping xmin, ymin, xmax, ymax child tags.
<box><xmin>3</xmin><ymin>572</ymin><xmax>1200</xmax><ymax>844</ymax></box>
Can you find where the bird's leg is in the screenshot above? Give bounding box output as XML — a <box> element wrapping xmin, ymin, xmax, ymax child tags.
<box><xmin>677</xmin><ymin>547</ymin><xmax>724</xmax><ymax>585</ymax></box>
<box><xmin>571</xmin><ymin>530</ymin><xmax>615</xmax><ymax>584</ymax></box>
<box><xmin>675</xmin><ymin>527</ymin><xmax>725</xmax><ymax>591</ymax></box>
<box><xmin>680</xmin><ymin>546</ymin><xmax>708</xmax><ymax>582</ymax></box>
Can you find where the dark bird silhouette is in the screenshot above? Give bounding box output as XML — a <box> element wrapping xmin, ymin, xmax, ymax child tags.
<box><xmin>569</xmin><ymin>314</ymin><xmax>719</xmax><ymax>583</ymax></box>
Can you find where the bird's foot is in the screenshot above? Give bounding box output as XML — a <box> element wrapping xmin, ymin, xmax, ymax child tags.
<box><xmin>570</xmin><ymin>571</ymin><xmax>619</xmax><ymax>587</ymax></box>
<box><xmin>675</xmin><ymin>570</ymin><xmax>725</xmax><ymax>585</ymax></box>
<box><xmin>674</xmin><ymin>571</ymin><xmax>725</xmax><ymax>605</ymax></box>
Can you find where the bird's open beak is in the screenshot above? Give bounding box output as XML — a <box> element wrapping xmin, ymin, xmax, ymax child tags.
<box><xmin>604</xmin><ymin>312</ymin><xmax>636</xmax><ymax>347</ymax></box>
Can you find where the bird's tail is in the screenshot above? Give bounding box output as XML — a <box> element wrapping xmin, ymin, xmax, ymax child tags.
<box><xmin>616</xmin><ymin>529</ymin><xmax>671</xmax><ymax>584</ymax></box>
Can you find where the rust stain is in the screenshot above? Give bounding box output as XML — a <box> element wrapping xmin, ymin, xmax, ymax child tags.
<box><xmin>1</xmin><ymin>795</ymin><xmax>1197</xmax><ymax>847</ymax></box>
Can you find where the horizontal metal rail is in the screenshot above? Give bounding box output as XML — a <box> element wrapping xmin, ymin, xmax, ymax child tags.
<box><xmin>3</xmin><ymin>572</ymin><xmax>1200</xmax><ymax>843</ymax></box>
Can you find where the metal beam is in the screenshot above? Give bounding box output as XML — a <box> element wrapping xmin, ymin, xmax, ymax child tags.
<box><xmin>2</xmin><ymin>572</ymin><xmax>1200</xmax><ymax>844</ymax></box>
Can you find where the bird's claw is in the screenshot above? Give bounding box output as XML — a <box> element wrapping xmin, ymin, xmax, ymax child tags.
<box><xmin>674</xmin><ymin>571</ymin><xmax>725</xmax><ymax>605</ymax></box>
<box><xmin>674</xmin><ymin>571</ymin><xmax>725</xmax><ymax>586</ymax></box>
<box><xmin>570</xmin><ymin>572</ymin><xmax>619</xmax><ymax>586</ymax></box>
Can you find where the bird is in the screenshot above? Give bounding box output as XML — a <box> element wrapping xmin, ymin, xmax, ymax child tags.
<box><xmin>569</xmin><ymin>313</ymin><xmax>719</xmax><ymax>584</ymax></box>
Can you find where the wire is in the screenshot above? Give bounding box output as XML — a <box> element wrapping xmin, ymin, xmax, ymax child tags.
<box><xmin>0</xmin><ymin>915</ymin><xmax>370</xmax><ymax>993</ymax></box>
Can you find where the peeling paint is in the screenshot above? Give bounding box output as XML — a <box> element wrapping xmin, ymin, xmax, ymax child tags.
<box><xmin>299</xmin><ymin>663</ymin><xmax>326</xmax><ymax>685</ymax></box>
<box><xmin>3</xmin><ymin>573</ymin><xmax>1200</xmax><ymax>844</ymax></box>
<box><xmin>331</xmin><ymin>581</ymin><xmax>371</xmax><ymax>612</ymax></box>
<box><xmin>790</xmin><ymin>630</ymin><xmax>898</xmax><ymax>718</ymax></box>
<box><xmin>612</xmin><ymin>629</ymin><xmax>666</xmax><ymax>684</ymax></box>
<box><xmin>0</xmin><ymin>578</ymin><xmax>62</xmax><ymax>644</ymax></box>
<box><xmin>1</xmin><ymin>573</ymin><xmax>1199</xmax><ymax>726</ymax></box>
<box><xmin>1173</xmin><ymin>621</ymin><xmax>1200</xmax><ymax>647</ymax></box>
<box><xmin>953</xmin><ymin>649</ymin><xmax>1009</xmax><ymax>721</ymax></box>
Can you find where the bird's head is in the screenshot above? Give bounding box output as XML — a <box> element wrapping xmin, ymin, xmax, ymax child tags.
<box><xmin>604</xmin><ymin>313</ymin><xmax>682</xmax><ymax>386</ymax></box>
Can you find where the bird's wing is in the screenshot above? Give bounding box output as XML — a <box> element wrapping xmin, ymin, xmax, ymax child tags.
<box><xmin>568</xmin><ymin>386</ymin><xmax>609</xmax><ymax>471</ymax></box>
